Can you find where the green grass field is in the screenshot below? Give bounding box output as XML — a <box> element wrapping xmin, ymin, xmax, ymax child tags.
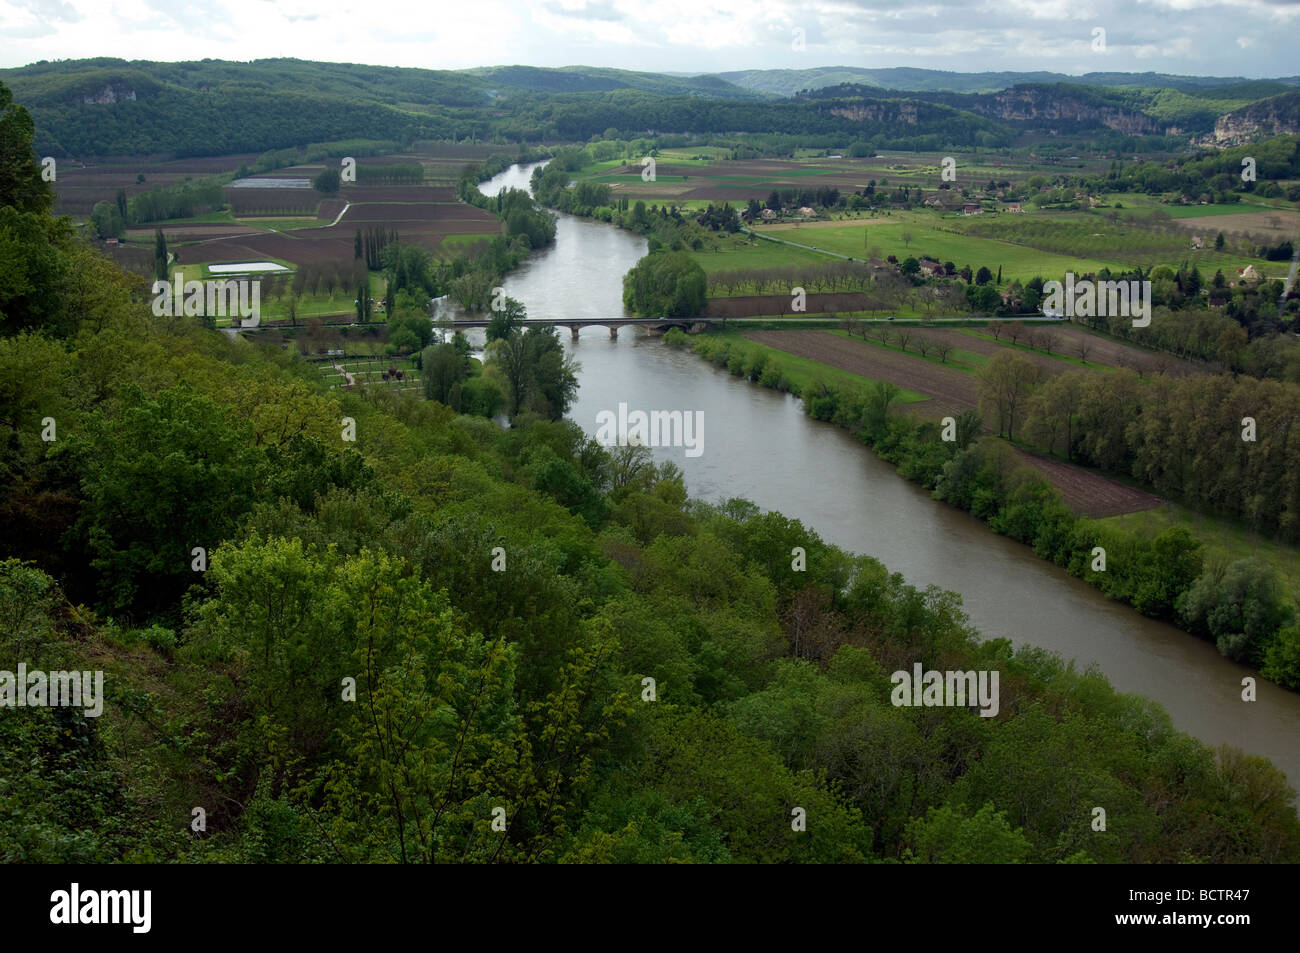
<box><xmin>1097</xmin><ymin>192</ymin><xmax>1275</xmax><ymax>218</ymax></box>
<box><xmin>235</xmin><ymin>216</ymin><xmax>321</xmax><ymax>231</ymax></box>
<box><xmin>751</xmin><ymin>215</ymin><xmax>1126</xmax><ymax>282</ymax></box>
<box><xmin>1100</xmin><ymin>503</ymin><xmax>1300</xmax><ymax>608</ymax></box>
<box><xmin>691</xmin><ymin>234</ymin><xmax>830</xmax><ymax>272</ymax></box>
<box><xmin>441</xmin><ymin>233</ymin><xmax>497</xmax><ymax>251</ymax></box>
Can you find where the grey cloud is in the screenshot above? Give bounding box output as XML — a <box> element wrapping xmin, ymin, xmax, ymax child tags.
<box><xmin>11</xmin><ymin>0</ymin><xmax>82</xmax><ymax>23</ymax></box>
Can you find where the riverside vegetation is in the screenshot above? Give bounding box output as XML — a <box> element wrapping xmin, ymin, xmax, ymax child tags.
<box><xmin>673</xmin><ymin>328</ymin><xmax>1300</xmax><ymax>692</ymax></box>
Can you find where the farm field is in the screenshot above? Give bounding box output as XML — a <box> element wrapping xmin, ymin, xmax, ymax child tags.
<box><xmin>50</xmin><ymin>153</ymin><xmax>261</xmax><ymax>215</ymax></box>
<box><xmin>909</xmin><ymin>329</ymin><xmax>1065</xmax><ymax>375</ymax></box>
<box><xmin>745</xmin><ymin>328</ymin><xmax>980</xmax><ymax>421</ymax></box>
<box><xmin>952</xmin><ymin>212</ymin><xmax>1281</xmax><ymax>275</ymax></box>
<box><xmin>1176</xmin><ymin>209</ymin><xmax>1300</xmax><ymax>240</ymax></box>
<box><xmin>1001</xmin><ymin>324</ymin><xmax>1205</xmax><ymax>376</ymax></box>
<box><xmin>57</xmin><ymin>145</ymin><xmax>508</xmax><ymax>271</ymax></box>
<box><xmin>691</xmin><ymin>234</ymin><xmax>831</xmax><ymax>273</ymax></box>
<box><xmin>1013</xmin><ymin>450</ymin><xmax>1165</xmax><ymax>518</ymax></box>
<box><xmin>572</xmin><ymin>151</ymin><xmax>1116</xmax><ymax>206</ymax></box>
<box><xmin>705</xmin><ymin>330</ymin><xmax>927</xmax><ymax>403</ymax></box>
<box><xmin>746</xmin><ymin>217</ymin><xmax>1132</xmax><ymax>282</ymax></box>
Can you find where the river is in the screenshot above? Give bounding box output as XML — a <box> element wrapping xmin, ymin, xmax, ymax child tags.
<box><xmin>476</xmin><ymin>161</ymin><xmax>1300</xmax><ymax>783</ymax></box>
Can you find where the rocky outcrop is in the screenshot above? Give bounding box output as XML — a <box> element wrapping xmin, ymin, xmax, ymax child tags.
<box><xmin>80</xmin><ymin>84</ymin><xmax>138</xmax><ymax>105</ymax></box>
<box><xmin>1205</xmin><ymin>91</ymin><xmax>1300</xmax><ymax>146</ymax></box>
<box><xmin>976</xmin><ymin>87</ymin><xmax>1163</xmax><ymax>134</ymax></box>
<box><xmin>829</xmin><ymin>101</ymin><xmax>921</xmax><ymax>124</ymax></box>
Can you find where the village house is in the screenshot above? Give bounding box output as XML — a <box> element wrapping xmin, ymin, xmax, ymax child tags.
<box><xmin>1005</xmin><ymin>202</ymin><xmax>1023</xmax><ymax>213</ymax></box>
<box><xmin>918</xmin><ymin>258</ymin><xmax>944</xmax><ymax>277</ymax></box>
<box><xmin>962</xmin><ymin>203</ymin><xmax>982</xmax><ymax>215</ymax></box>
<box><xmin>760</xmin><ymin>208</ymin><xmax>777</xmax><ymax>222</ymax></box>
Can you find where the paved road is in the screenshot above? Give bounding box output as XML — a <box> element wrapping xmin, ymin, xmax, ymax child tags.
<box><xmin>740</xmin><ymin>226</ymin><xmax>857</xmax><ymax>261</ymax></box>
<box><xmin>1281</xmin><ymin>243</ymin><xmax>1299</xmax><ymax>318</ymax></box>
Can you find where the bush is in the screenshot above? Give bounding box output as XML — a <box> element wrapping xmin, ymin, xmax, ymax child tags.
<box><xmin>140</xmin><ymin>624</ymin><xmax>178</xmax><ymax>655</ymax></box>
<box><xmin>1176</xmin><ymin>558</ymin><xmax>1293</xmax><ymax>665</ymax></box>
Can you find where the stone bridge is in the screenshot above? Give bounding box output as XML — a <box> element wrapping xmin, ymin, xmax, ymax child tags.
<box><xmin>443</xmin><ymin>316</ymin><xmax>714</xmax><ymax>339</ymax></box>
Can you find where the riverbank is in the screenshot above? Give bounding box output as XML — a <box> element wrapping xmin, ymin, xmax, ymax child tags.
<box><xmin>670</xmin><ymin>325</ymin><xmax>1300</xmax><ymax>696</ymax></box>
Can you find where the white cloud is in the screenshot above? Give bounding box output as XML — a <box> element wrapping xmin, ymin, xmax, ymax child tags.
<box><xmin>0</xmin><ymin>0</ymin><xmax>1294</xmax><ymax>77</ymax></box>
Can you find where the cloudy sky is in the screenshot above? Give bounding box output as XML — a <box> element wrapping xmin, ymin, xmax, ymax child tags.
<box><xmin>1</xmin><ymin>0</ymin><xmax>1297</xmax><ymax>78</ymax></box>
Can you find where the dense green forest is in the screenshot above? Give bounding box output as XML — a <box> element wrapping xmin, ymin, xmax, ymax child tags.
<box><xmin>2</xmin><ymin>80</ymin><xmax>1299</xmax><ymax>863</ymax></box>
<box><xmin>4</xmin><ymin>58</ymin><xmax>1297</xmax><ymax>158</ymax></box>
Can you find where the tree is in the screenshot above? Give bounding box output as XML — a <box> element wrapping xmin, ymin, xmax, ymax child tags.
<box><xmin>313</xmin><ymin>166</ymin><xmax>341</xmax><ymax>194</ymax></box>
<box><xmin>1025</xmin><ymin>370</ymin><xmax>1084</xmax><ymax>459</ymax></box>
<box><xmin>978</xmin><ymin>351</ymin><xmax>1039</xmax><ymax>440</ymax></box>
<box><xmin>1215</xmin><ymin>231</ymin><xmax>1225</xmax><ymax>251</ymax></box>
<box><xmin>421</xmin><ymin>342</ymin><xmax>467</xmax><ymax>406</ymax></box>
<box><xmin>355</xmin><ymin>282</ymin><xmax>370</xmax><ymax>323</ymax></box>
<box><xmin>486</xmin><ymin>325</ymin><xmax>579</xmax><ymax>420</ymax></box>
<box><xmin>953</xmin><ymin>408</ymin><xmax>983</xmax><ymax>449</ymax></box>
<box><xmin>622</xmin><ymin>251</ymin><xmax>706</xmax><ymax>317</ymax></box>
<box><xmin>630</xmin><ymin>200</ymin><xmax>648</xmax><ymax>229</ymax></box>
<box><xmin>905</xmin><ymin>802</ymin><xmax>1032</xmax><ymax>863</ymax></box>
<box><xmin>1176</xmin><ymin>558</ymin><xmax>1293</xmax><ymax>665</ymax></box>
<box><xmin>967</xmin><ymin>283</ymin><xmax>1000</xmax><ymax>315</ymax></box>
<box><xmin>154</xmin><ymin>228</ymin><xmax>168</xmax><ymax>281</ymax></box>
<box><xmin>486</xmin><ymin>296</ymin><xmax>527</xmax><ymax>342</ymax></box>
<box><xmin>65</xmin><ymin>385</ymin><xmax>264</xmax><ymax>613</ymax></box>
<box><xmin>1217</xmin><ymin>324</ymin><xmax>1247</xmax><ymax>371</ymax></box>
<box><xmin>89</xmin><ymin>201</ymin><xmax>124</xmax><ymax>239</ymax></box>
<box><xmin>0</xmin><ymin>84</ymin><xmax>53</xmax><ymax>215</ymax></box>
<box><xmin>975</xmin><ymin>266</ymin><xmax>993</xmax><ymax>286</ymax></box>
